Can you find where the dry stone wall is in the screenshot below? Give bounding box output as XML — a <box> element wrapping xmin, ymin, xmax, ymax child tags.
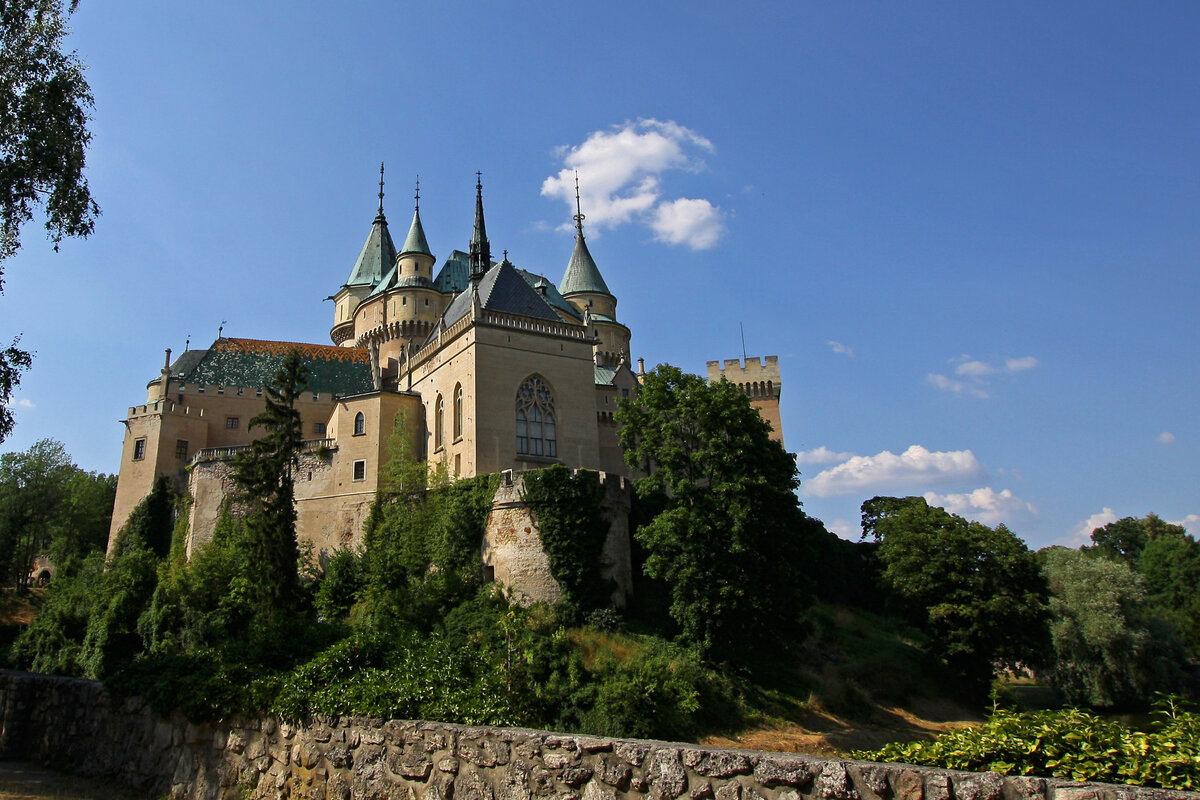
<box><xmin>0</xmin><ymin>671</ymin><xmax>1186</xmax><ymax>800</ymax></box>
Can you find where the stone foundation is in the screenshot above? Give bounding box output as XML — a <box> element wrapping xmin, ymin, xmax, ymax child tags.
<box><xmin>0</xmin><ymin>671</ymin><xmax>1183</xmax><ymax>800</ymax></box>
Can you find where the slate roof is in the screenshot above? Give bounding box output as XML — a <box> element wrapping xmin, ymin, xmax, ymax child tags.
<box><xmin>440</xmin><ymin>260</ymin><xmax>564</xmax><ymax>333</ymax></box>
<box><xmin>168</xmin><ymin>348</ymin><xmax>208</xmax><ymax>378</ymax></box>
<box><xmin>344</xmin><ymin>213</ymin><xmax>397</xmax><ymax>288</ymax></box>
<box><xmin>559</xmin><ymin>233</ymin><xmax>612</xmax><ymax>297</ymax></box>
<box><xmin>177</xmin><ymin>338</ymin><xmax>373</xmax><ymax>395</ymax></box>
<box><xmin>518</xmin><ymin>269</ymin><xmax>583</xmax><ymax>321</ymax></box>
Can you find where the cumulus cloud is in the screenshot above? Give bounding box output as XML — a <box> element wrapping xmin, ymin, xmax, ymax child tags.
<box><xmin>795</xmin><ymin>446</ymin><xmax>857</xmax><ymax>466</ymax></box>
<box><xmin>15</xmin><ymin>398</ymin><xmax>34</xmax><ymax>409</ymax></box>
<box><xmin>1157</xmin><ymin>432</ymin><xmax>1176</xmax><ymax>444</ymax></box>
<box><xmin>955</xmin><ymin>360</ymin><xmax>996</xmax><ymax>377</ymax></box>
<box><xmin>827</xmin><ymin>340</ymin><xmax>855</xmax><ymax>357</ymax></box>
<box><xmin>923</xmin><ymin>487</ymin><xmax>1037</xmax><ymax>527</ymax></box>
<box><xmin>927</xmin><ymin>373</ymin><xmax>988</xmax><ymax>399</ymax></box>
<box><xmin>1065</xmin><ymin>507</ymin><xmax>1119</xmax><ymax>546</ymax></box>
<box><xmin>542</xmin><ymin>119</ymin><xmax>724</xmax><ymax>250</ymax></box>
<box><xmin>649</xmin><ymin>198</ymin><xmax>724</xmax><ymax>249</ymax></box>
<box><xmin>804</xmin><ymin>445</ymin><xmax>984</xmax><ymax>498</ymax></box>
<box><xmin>825</xmin><ymin>519</ymin><xmax>860</xmax><ymax>541</ymax></box>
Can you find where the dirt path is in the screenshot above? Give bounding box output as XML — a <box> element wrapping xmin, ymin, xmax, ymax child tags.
<box><xmin>0</xmin><ymin>761</ymin><xmax>146</xmax><ymax>800</ymax></box>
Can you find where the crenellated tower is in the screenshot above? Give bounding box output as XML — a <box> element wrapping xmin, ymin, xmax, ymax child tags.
<box><xmin>706</xmin><ymin>355</ymin><xmax>784</xmax><ymax>445</ymax></box>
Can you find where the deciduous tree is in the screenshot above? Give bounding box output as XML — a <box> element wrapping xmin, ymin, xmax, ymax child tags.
<box><xmin>616</xmin><ymin>364</ymin><xmax>819</xmax><ymax>662</ymax></box>
<box><xmin>862</xmin><ymin>496</ymin><xmax>1050</xmax><ymax>698</ymax></box>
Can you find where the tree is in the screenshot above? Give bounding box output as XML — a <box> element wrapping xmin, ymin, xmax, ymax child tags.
<box><xmin>0</xmin><ymin>438</ymin><xmax>74</xmax><ymax>586</ymax></box>
<box><xmin>862</xmin><ymin>496</ymin><xmax>1050</xmax><ymax>698</ymax></box>
<box><xmin>616</xmin><ymin>364</ymin><xmax>818</xmax><ymax>661</ymax></box>
<box><xmin>1</xmin><ymin>0</ymin><xmax>100</xmax><ymax>442</ymax></box>
<box><xmin>231</xmin><ymin>349</ymin><xmax>307</xmax><ymax>619</ymax></box>
<box><xmin>1040</xmin><ymin>546</ymin><xmax>1187</xmax><ymax>706</ymax></box>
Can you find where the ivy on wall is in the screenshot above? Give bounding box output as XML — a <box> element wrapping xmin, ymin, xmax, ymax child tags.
<box><xmin>520</xmin><ymin>466</ymin><xmax>612</xmax><ymax>615</ymax></box>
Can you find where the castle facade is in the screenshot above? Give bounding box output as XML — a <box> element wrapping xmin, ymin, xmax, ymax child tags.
<box><xmin>107</xmin><ymin>173</ymin><xmax>781</xmax><ymax>604</ymax></box>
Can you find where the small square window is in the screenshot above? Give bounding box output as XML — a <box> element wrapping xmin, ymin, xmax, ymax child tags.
<box><xmin>225</xmin><ymin>417</ymin><xmax>239</xmax><ymax>429</ymax></box>
<box><xmin>314</xmin><ymin>422</ymin><xmax>327</xmax><ymax>436</ymax></box>
<box><xmin>352</xmin><ymin>460</ymin><xmax>366</xmax><ymax>481</ymax></box>
<box><xmin>133</xmin><ymin>438</ymin><xmax>147</xmax><ymax>461</ymax></box>
<box><xmin>175</xmin><ymin>439</ymin><xmax>188</xmax><ymax>460</ymax></box>
<box><xmin>312</xmin><ymin>392</ymin><xmax>319</xmax><ymax>402</ymax></box>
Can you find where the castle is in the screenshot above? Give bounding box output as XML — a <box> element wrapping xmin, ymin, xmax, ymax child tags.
<box><xmin>107</xmin><ymin>171</ymin><xmax>781</xmax><ymax>604</ymax></box>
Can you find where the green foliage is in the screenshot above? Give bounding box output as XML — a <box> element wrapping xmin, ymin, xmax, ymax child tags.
<box><xmin>616</xmin><ymin>364</ymin><xmax>817</xmax><ymax>662</ymax></box>
<box><xmin>313</xmin><ymin>547</ymin><xmax>366</xmax><ymax>622</ymax></box>
<box><xmin>230</xmin><ymin>349</ymin><xmax>307</xmax><ymax>620</ymax></box>
<box><xmin>1041</xmin><ymin>547</ymin><xmax>1188</xmax><ymax>706</ymax></box>
<box><xmin>855</xmin><ymin>698</ymin><xmax>1200</xmax><ymax>791</ymax></box>
<box><xmin>0</xmin><ymin>338</ymin><xmax>32</xmax><ymax>444</ymax></box>
<box><xmin>9</xmin><ymin>551</ymin><xmax>102</xmax><ymax>674</ymax></box>
<box><xmin>0</xmin><ymin>438</ymin><xmax>113</xmax><ymax>588</ymax></box>
<box><xmin>863</xmin><ymin>496</ymin><xmax>1050</xmax><ymax>699</ymax></box>
<box><xmin>521</xmin><ymin>465</ymin><xmax>611</xmax><ymax>616</ymax></box>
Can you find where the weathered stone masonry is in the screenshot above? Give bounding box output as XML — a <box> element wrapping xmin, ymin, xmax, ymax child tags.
<box><xmin>0</xmin><ymin>671</ymin><xmax>1187</xmax><ymax>800</ymax></box>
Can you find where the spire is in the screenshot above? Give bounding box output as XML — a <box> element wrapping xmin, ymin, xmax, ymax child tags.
<box><xmin>377</xmin><ymin>162</ymin><xmax>385</xmax><ymax>217</ymax></box>
<box><xmin>399</xmin><ymin>176</ymin><xmax>432</xmax><ymax>256</ymax></box>
<box><xmin>559</xmin><ymin>174</ymin><xmax>612</xmax><ymax>298</ymax></box>
<box><xmin>344</xmin><ymin>164</ymin><xmax>398</xmax><ymax>287</ymax></box>
<box><xmin>469</xmin><ymin>172</ymin><xmax>491</xmax><ymax>285</ymax></box>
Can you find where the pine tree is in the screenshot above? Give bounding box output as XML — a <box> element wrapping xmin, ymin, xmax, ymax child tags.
<box><xmin>232</xmin><ymin>349</ymin><xmax>307</xmax><ymax>620</ymax></box>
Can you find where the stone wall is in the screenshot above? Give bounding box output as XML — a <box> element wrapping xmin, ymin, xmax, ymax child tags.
<box><xmin>0</xmin><ymin>671</ymin><xmax>1183</xmax><ymax>800</ymax></box>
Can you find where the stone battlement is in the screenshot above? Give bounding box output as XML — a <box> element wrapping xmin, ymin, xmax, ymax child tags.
<box><xmin>706</xmin><ymin>356</ymin><xmax>781</xmax><ymax>400</ymax></box>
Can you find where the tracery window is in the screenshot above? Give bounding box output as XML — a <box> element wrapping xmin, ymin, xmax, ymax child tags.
<box><xmin>435</xmin><ymin>394</ymin><xmax>445</xmax><ymax>449</ymax></box>
<box><xmin>453</xmin><ymin>383</ymin><xmax>463</xmax><ymax>439</ymax></box>
<box><xmin>516</xmin><ymin>376</ymin><xmax>556</xmax><ymax>457</ymax></box>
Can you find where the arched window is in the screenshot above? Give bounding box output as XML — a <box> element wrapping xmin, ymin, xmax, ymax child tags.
<box><xmin>516</xmin><ymin>376</ymin><xmax>556</xmax><ymax>457</ymax></box>
<box><xmin>353</xmin><ymin>412</ymin><xmax>365</xmax><ymax>436</ymax></box>
<box><xmin>435</xmin><ymin>394</ymin><xmax>444</xmax><ymax>449</ymax></box>
<box><xmin>453</xmin><ymin>383</ymin><xmax>463</xmax><ymax>439</ymax></box>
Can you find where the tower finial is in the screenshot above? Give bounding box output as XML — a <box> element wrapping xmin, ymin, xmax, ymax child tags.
<box><xmin>572</xmin><ymin>170</ymin><xmax>586</xmax><ymax>236</ymax></box>
<box><xmin>470</xmin><ymin>173</ymin><xmax>491</xmax><ymax>284</ymax></box>
<box><xmin>414</xmin><ymin>175</ymin><xmax>420</xmax><ymax>211</ymax></box>
<box><xmin>378</xmin><ymin>162</ymin><xmax>385</xmax><ymax>215</ymax></box>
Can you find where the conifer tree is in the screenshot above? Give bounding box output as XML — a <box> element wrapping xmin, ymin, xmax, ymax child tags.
<box><xmin>232</xmin><ymin>349</ymin><xmax>307</xmax><ymax>620</ymax></box>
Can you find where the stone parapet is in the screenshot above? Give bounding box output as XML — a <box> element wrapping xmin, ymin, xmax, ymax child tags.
<box><xmin>0</xmin><ymin>670</ymin><xmax>1185</xmax><ymax>800</ymax></box>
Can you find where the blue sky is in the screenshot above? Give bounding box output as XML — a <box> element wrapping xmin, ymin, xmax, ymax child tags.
<box><xmin>3</xmin><ymin>1</ymin><xmax>1197</xmax><ymax>549</ymax></box>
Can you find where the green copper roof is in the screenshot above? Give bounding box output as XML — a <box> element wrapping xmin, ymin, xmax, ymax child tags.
<box><xmin>434</xmin><ymin>250</ymin><xmax>474</xmax><ymax>294</ymax></box>
<box><xmin>594</xmin><ymin>364</ymin><xmax>618</xmax><ymax>385</ymax></box>
<box><xmin>559</xmin><ymin>233</ymin><xmax>612</xmax><ymax>298</ymax></box>
<box><xmin>345</xmin><ymin>212</ymin><xmax>397</xmax><ymax>288</ymax></box>
<box><xmin>179</xmin><ymin>338</ymin><xmax>373</xmax><ymax>395</ymax></box>
<box><xmin>400</xmin><ymin>207</ymin><xmax>432</xmax><ymax>256</ymax></box>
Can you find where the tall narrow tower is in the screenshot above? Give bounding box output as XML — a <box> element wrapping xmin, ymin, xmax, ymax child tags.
<box><xmin>469</xmin><ymin>173</ymin><xmax>491</xmax><ymax>285</ymax></box>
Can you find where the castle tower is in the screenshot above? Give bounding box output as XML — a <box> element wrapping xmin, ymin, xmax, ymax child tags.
<box><xmin>331</xmin><ymin>164</ymin><xmax>397</xmax><ymax>347</ymax></box>
<box><xmin>558</xmin><ymin>177</ymin><xmax>631</xmax><ymax>367</ymax></box>
<box><xmin>706</xmin><ymin>355</ymin><xmax>784</xmax><ymax>445</ymax></box>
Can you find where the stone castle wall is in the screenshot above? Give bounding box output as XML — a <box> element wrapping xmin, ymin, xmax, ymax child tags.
<box><xmin>0</xmin><ymin>670</ymin><xmax>1181</xmax><ymax>800</ymax></box>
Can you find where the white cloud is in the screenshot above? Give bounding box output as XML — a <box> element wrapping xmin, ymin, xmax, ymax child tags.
<box><xmin>827</xmin><ymin>340</ymin><xmax>855</xmax><ymax>357</ymax></box>
<box><xmin>542</xmin><ymin>119</ymin><xmax>724</xmax><ymax>250</ymax></box>
<box><xmin>955</xmin><ymin>360</ymin><xmax>996</xmax><ymax>377</ymax></box>
<box><xmin>1170</xmin><ymin>514</ymin><xmax>1200</xmax><ymax>534</ymax></box>
<box><xmin>15</xmin><ymin>398</ymin><xmax>34</xmax><ymax>409</ymax></box>
<box><xmin>825</xmin><ymin>518</ymin><xmax>860</xmax><ymax>541</ymax></box>
<box><xmin>1157</xmin><ymin>432</ymin><xmax>1176</xmax><ymax>444</ymax></box>
<box><xmin>804</xmin><ymin>444</ymin><xmax>984</xmax><ymax>498</ymax></box>
<box><xmin>927</xmin><ymin>373</ymin><xmax>988</xmax><ymax>399</ymax></box>
<box><xmin>649</xmin><ymin>197</ymin><xmax>723</xmax><ymax>250</ymax></box>
<box><xmin>795</xmin><ymin>446</ymin><xmax>856</xmax><ymax>465</ymax></box>
<box><xmin>923</xmin><ymin>487</ymin><xmax>1037</xmax><ymax>527</ymax></box>
<box><xmin>1005</xmin><ymin>356</ymin><xmax>1039</xmax><ymax>372</ymax></box>
<box><xmin>1065</xmin><ymin>507</ymin><xmax>1119</xmax><ymax>547</ymax></box>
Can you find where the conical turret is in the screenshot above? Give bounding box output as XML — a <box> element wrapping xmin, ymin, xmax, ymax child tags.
<box><xmin>559</xmin><ymin>176</ymin><xmax>613</xmax><ymax>299</ymax></box>
<box><xmin>344</xmin><ymin>163</ymin><xmax>397</xmax><ymax>288</ymax></box>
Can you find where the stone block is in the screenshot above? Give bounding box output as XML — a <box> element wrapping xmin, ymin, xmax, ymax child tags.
<box><xmin>752</xmin><ymin>757</ymin><xmax>813</xmax><ymax>788</ymax></box>
<box><xmin>816</xmin><ymin>761</ymin><xmax>859</xmax><ymax>800</ymax></box>
<box><xmin>682</xmin><ymin>750</ymin><xmax>752</xmax><ymax>779</ymax></box>
<box><xmin>953</xmin><ymin>772</ymin><xmax>1004</xmax><ymax>800</ymax></box>
<box><xmin>646</xmin><ymin>749</ymin><xmax>688</xmax><ymax>800</ymax></box>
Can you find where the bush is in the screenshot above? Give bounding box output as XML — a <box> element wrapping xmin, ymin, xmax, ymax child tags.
<box><xmin>855</xmin><ymin>697</ymin><xmax>1200</xmax><ymax>791</ymax></box>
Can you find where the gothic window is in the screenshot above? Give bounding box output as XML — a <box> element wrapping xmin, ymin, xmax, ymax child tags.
<box><xmin>353</xmin><ymin>412</ymin><xmax>365</xmax><ymax>436</ymax></box>
<box><xmin>516</xmin><ymin>376</ymin><xmax>556</xmax><ymax>458</ymax></box>
<box><xmin>453</xmin><ymin>383</ymin><xmax>463</xmax><ymax>439</ymax></box>
<box><xmin>435</xmin><ymin>394</ymin><xmax>444</xmax><ymax>449</ymax></box>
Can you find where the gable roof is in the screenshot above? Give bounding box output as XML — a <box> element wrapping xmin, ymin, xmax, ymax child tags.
<box><xmin>177</xmin><ymin>338</ymin><xmax>373</xmax><ymax>395</ymax></box>
<box><xmin>439</xmin><ymin>259</ymin><xmax>565</xmax><ymax>333</ymax></box>
<box><xmin>519</xmin><ymin>269</ymin><xmax>583</xmax><ymax>321</ymax></box>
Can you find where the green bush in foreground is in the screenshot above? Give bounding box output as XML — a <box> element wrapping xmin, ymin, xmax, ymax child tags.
<box><xmin>854</xmin><ymin>698</ymin><xmax>1200</xmax><ymax>791</ymax></box>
